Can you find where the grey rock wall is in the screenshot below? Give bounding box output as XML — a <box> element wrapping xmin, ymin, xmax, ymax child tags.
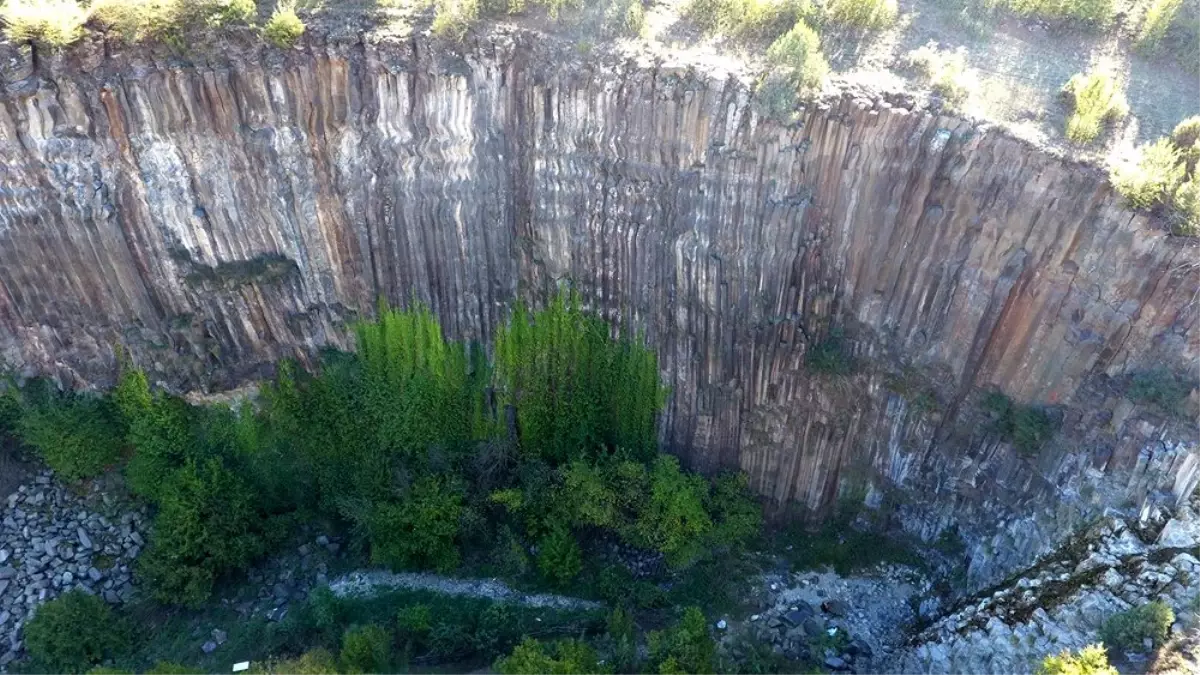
<box><xmin>0</xmin><ymin>28</ymin><xmax>1195</xmax><ymax>588</ymax></box>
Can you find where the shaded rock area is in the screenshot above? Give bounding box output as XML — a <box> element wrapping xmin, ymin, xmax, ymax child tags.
<box><xmin>724</xmin><ymin>565</ymin><xmax>929</xmax><ymax>672</ymax></box>
<box><xmin>885</xmin><ymin>507</ymin><xmax>1200</xmax><ymax>674</ymax></box>
<box><xmin>0</xmin><ymin>471</ymin><xmax>147</xmax><ymax>670</ymax></box>
<box><xmin>228</xmin><ymin>532</ymin><xmax>347</xmax><ymax>624</ymax></box>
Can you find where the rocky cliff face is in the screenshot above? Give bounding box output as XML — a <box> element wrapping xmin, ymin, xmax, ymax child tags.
<box><xmin>0</xmin><ymin>28</ymin><xmax>1195</xmax><ymax>589</ymax></box>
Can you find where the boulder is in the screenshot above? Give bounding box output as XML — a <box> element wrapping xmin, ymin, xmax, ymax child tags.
<box><xmin>1159</xmin><ymin>518</ymin><xmax>1200</xmax><ymax>549</ymax></box>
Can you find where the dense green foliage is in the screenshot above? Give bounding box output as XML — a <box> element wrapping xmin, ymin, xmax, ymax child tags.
<box><xmin>24</xmin><ymin>590</ymin><xmax>130</xmax><ymax>673</ymax></box>
<box><xmin>648</xmin><ymin>607</ymin><xmax>717</xmax><ymax>674</ymax></box>
<box><xmin>495</xmin><ymin>637</ymin><xmax>608</xmax><ymax>674</ymax></box>
<box><xmin>4</xmin><ymin>292</ymin><xmax>760</xmax><ymax>620</ymax></box>
<box><xmin>1100</xmin><ymin>601</ymin><xmax>1174</xmax><ymax>652</ymax></box>
<box><xmin>1135</xmin><ymin>0</ymin><xmax>1183</xmax><ymax>51</ymax></box>
<box><xmin>1061</xmin><ymin>70</ymin><xmax>1128</xmax><ymax>144</ymax></box>
<box><xmin>14</xmin><ymin>382</ymin><xmax>125</xmax><ymax>481</ymax></box>
<box><xmin>981</xmin><ymin>391</ymin><xmax>1057</xmax><ymax>455</ymax></box>
<box><xmin>1037</xmin><ymin>644</ymin><xmax>1118</xmax><ymax>675</ymax></box>
<box><xmin>495</xmin><ymin>292</ymin><xmax>664</xmax><ymax>463</ymax></box>
<box><xmin>339</xmin><ymin>625</ymin><xmax>393</xmax><ymax>674</ymax></box>
<box><xmin>1126</xmin><ymin>367</ymin><xmax>1192</xmax><ymax>417</ymax></box>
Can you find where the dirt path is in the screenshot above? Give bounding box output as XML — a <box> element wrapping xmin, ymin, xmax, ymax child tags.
<box><xmin>328</xmin><ymin>570</ymin><xmax>603</xmax><ymax>610</ymax></box>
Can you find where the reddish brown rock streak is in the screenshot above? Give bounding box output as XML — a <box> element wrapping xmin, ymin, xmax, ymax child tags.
<box><xmin>0</xmin><ymin>31</ymin><xmax>1195</xmax><ymax>587</ymax></box>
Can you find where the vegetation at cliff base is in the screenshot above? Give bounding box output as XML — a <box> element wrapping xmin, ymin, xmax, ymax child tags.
<box><xmin>23</xmin><ymin>590</ymin><xmax>130</xmax><ymax>673</ymax></box>
<box><xmin>0</xmin><ymin>291</ymin><xmax>774</xmax><ymax>673</ymax></box>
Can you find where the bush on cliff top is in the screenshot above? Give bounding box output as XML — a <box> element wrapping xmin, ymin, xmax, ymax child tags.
<box><xmin>90</xmin><ymin>0</ymin><xmax>256</xmax><ymax>45</ymax></box>
<box><xmin>1110</xmin><ymin>138</ymin><xmax>1185</xmax><ymax>209</ymax></box>
<box><xmin>0</xmin><ymin>0</ymin><xmax>87</xmax><ymax>47</ymax></box>
<box><xmin>824</xmin><ymin>0</ymin><xmax>898</xmax><ymax>29</ymax></box>
<box><xmin>1061</xmin><ymin>70</ymin><xmax>1128</xmax><ymax>144</ymax></box>
<box><xmin>264</xmin><ymin>2</ymin><xmax>305</xmax><ymax>48</ymax></box>
<box><xmin>765</xmin><ymin>19</ymin><xmax>829</xmax><ymax>92</ymax></box>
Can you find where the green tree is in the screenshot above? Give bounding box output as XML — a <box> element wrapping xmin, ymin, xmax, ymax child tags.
<box><xmin>369</xmin><ymin>477</ymin><xmax>464</xmax><ymax>572</ymax></box>
<box><xmin>24</xmin><ymin>590</ymin><xmax>129</xmax><ymax>673</ymax></box>
<box><xmin>632</xmin><ymin>456</ymin><xmax>713</xmax><ymax>568</ymax></box>
<box><xmin>648</xmin><ymin>607</ymin><xmax>716</xmax><ymax>674</ymax></box>
<box><xmin>17</xmin><ymin>383</ymin><xmax>125</xmax><ymax>482</ymax></box>
<box><xmin>537</xmin><ymin>524</ymin><xmax>583</xmax><ymax>587</ymax></box>
<box><xmin>114</xmin><ymin>368</ymin><xmax>197</xmax><ymax>501</ymax></box>
<box><xmin>138</xmin><ymin>458</ymin><xmax>265</xmax><ymax>606</ymax></box>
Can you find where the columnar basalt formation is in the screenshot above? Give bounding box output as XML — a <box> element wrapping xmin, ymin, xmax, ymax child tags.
<box><xmin>0</xmin><ymin>28</ymin><xmax>1195</xmax><ymax>588</ymax></box>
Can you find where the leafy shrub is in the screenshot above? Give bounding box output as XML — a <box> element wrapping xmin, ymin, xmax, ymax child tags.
<box><xmin>981</xmin><ymin>391</ymin><xmax>1057</xmax><ymax>455</ymax></box>
<box><xmin>648</xmin><ymin>607</ymin><xmax>716</xmax><ymax>674</ymax></box>
<box><xmin>1061</xmin><ymin>70</ymin><xmax>1128</xmax><ymax>145</ymax></box>
<box><xmin>805</xmin><ymin>327</ymin><xmax>855</xmax><ymax>375</ymax></box>
<box><xmin>1100</xmin><ymin>600</ymin><xmax>1174</xmax><ymax>652</ymax></box>
<box><xmin>145</xmin><ymin>663</ymin><xmax>203</xmax><ymax>674</ymax></box>
<box><xmin>1037</xmin><ymin>644</ymin><xmax>1118</xmax><ymax>675</ymax></box>
<box><xmin>17</xmin><ymin>385</ymin><xmax>125</xmax><ymax>482</ymax></box>
<box><xmin>369</xmin><ymin>477</ymin><xmax>464</xmax><ymax>572</ymax></box>
<box><xmin>264</xmin><ymin>2</ymin><xmax>305</xmax><ymax>48</ymax></box>
<box><xmin>1172</xmin><ymin>178</ymin><xmax>1200</xmax><ymax>236</ymax></box>
<box><xmin>1111</xmin><ymin>139</ymin><xmax>1186</xmax><ymax>209</ymax></box>
<box><xmin>1136</xmin><ymin>0</ymin><xmax>1183</xmax><ymax>51</ymax></box>
<box><xmin>114</xmin><ymin>370</ymin><xmax>198</xmax><ymax>501</ymax></box>
<box><xmin>632</xmin><ymin>455</ymin><xmax>713</xmax><ymax>568</ymax></box>
<box><xmin>824</xmin><ymin>0</ymin><xmax>898</xmax><ymax>29</ymax></box>
<box><xmin>495</xmin><ymin>637</ymin><xmax>607</xmax><ymax>674</ymax></box>
<box><xmin>765</xmin><ymin>20</ymin><xmax>829</xmax><ymax>91</ymax></box>
<box><xmin>0</xmin><ymin>0</ymin><xmax>88</xmax><ymax>47</ymax></box>
<box><xmin>905</xmin><ymin>42</ymin><xmax>973</xmax><ymax>107</ymax></box>
<box><xmin>340</xmin><ymin>624</ymin><xmax>393</xmax><ymax>674</ymax></box>
<box><xmin>24</xmin><ymin>590</ymin><xmax>129</xmax><ymax>673</ymax></box>
<box><xmin>754</xmin><ymin>71</ymin><xmax>802</xmax><ymax>123</ymax></box>
<box><xmin>705</xmin><ymin>472</ymin><xmax>763</xmax><ymax>552</ymax></box>
<box><xmin>537</xmin><ymin>525</ymin><xmax>583</xmax><ymax>587</ymax></box>
<box><xmin>431</xmin><ymin>0</ymin><xmax>481</xmax><ymax>40</ymax></box>
<box><xmin>1126</xmin><ymin>367</ymin><xmax>1192</xmax><ymax>415</ymax></box>
<box><xmin>138</xmin><ymin>458</ymin><xmax>266</xmax><ymax>606</ymax></box>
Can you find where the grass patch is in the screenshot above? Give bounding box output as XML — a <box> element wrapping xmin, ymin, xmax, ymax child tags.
<box><xmin>1061</xmin><ymin>69</ymin><xmax>1128</xmax><ymax>145</ymax></box>
<box><xmin>1136</xmin><ymin>0</ymin><xmax>1183</xmax><ymax>51</ymax></box>
<box><xmin>0</xmin><ymin>0</ymin><xmax>88</xmax><ymax>48</ymax></box>
<box><xmin>432</xmin><ymin>0</ymin><xmax>481</xmax><ymax>39</ymax></box>
<box><xmin>904</xmin><ymin>42</ymin><xmax>973</xmax><ymax>108</ymax></box>
<box><xmin>984</xmin><ymin>0</ymin><xmax>1114</xmax><ymax>25</ymax></box>
<box><xmin>91</xmin><ymin>0</ymin><xmax>257</xmax><ymax>46</ymax></box>
<box><xmin>684</xmin><ymin>0</ymin><xmax>812</xmax><ymax>41</ymax></box>
<box><xmin>1111</xmin><ymin>138</ymin><xmax>1186</xmax><ymax>209</ymax></box>
<box><xmin>824</xmin><ymin>0</ymin><xmax>898</xmax><ymax>29</ymax></box>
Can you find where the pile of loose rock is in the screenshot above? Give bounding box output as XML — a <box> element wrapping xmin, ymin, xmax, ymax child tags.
<box><xmin>0</xmin><ymin>470</ymin><xmax>148</xmax><ymax>669</ymax></box>
<box><xmin>886</xmin><ymin>507</ymin><xmax>1200</xmax><ymax>674</ymax></box>
<box><xmin>227</xmin><ymin>533</ymin><xmax>344</xmax><ymax>625</ymax></box>
<box><xmin>723</xmin><ymin>564</ymin><xmax>931</xmax><ymax>673</ymax></box>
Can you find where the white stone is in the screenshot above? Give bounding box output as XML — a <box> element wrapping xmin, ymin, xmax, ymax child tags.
<box><xmin>232</xmin><ymin>662</ymin><xmax>250</xmax><ymax>672</ymax></box>
<box><xmin>715</xmin><ymin>619</ymin><xmax>727</xmax><ymax>630</ymax></box>
<box><xmin>1158</xmin><ymin>517</ymin><xmax>1200</xmax><ymax>549</ymax></box>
